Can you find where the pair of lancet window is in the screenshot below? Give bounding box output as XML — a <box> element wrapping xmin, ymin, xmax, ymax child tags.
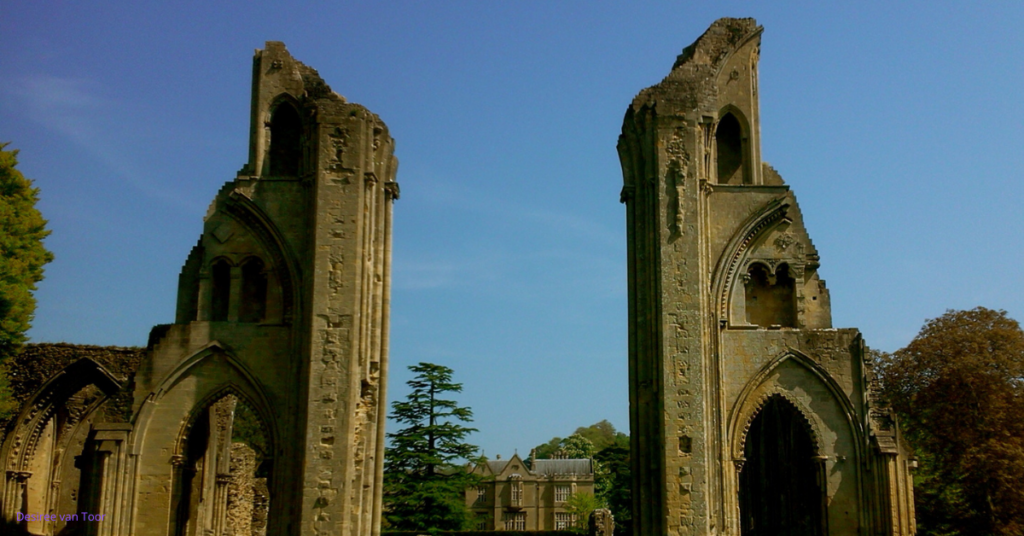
<box><xmin>210</xmin><ymin>257</ymin><xmax>267</xmax><ymax>323</ymax></box>
<box><xmin>744</xmin><ymin>263</ymin><xmax>796</xmax><ymax>328</ymax></box>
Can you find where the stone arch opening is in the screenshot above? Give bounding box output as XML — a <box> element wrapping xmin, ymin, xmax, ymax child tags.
<box><xmin>739</xmin><ymin>395</ymin><xmax>824</xmax><ymax>536</ymax></box>
<box><xmin>210</xmin><ymin>259</ymin><xmax>231</xmax><ymax>322</ymax></box>
<box><xmin>268</xmin><ymin>102</ymin><xmax>301</xmax><ymax>176</ymax></box>
<box><xmin>239</xmin><ymin>257</ymin><xmax>267</xmax><ymax>323</ymax></box>
<box><xmin>0</xmin><ymin>359</ymin><xmax>121</xmax><ymax>534</ymax></box>
<box><xmin>744</xmin><ymin>263</ymin><xmax>795</xmax><ymax>328</ymax></box>
<box><xmin>717</xmin><ymin>112</ymin><xmax>746</xmax><ymax>184</ymax></box>
<box><xmin>172</xmin><ymin>392</ymin><xmax>271</xmax><ymax>536</ymax></box>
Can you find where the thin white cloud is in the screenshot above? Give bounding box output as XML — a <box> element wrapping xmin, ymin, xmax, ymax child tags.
<box><xmin>5</xmin><ymin>74</ymin><xmax>201</xmax><ymax>211</ymax></box>
<box><xmin>394</xmin><ymin>252</ymin><xmax>506</xmax><ymax>291</ymax></box>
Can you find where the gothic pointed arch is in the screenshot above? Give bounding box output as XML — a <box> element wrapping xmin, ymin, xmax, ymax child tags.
<box><xmin>171</xmin><ymin>381</ymin><xmax>275</xmax><ymax>462</ymax></box>
<box><xmin>728</xmin><ymin>349</ymin><xmax>862</xmax><ymax>462</ymax></box>
<box><xmin>147</xmin><ymin>342</ymin><xmax>276</xmax><ymax>443</ymax></box>
<box><xmin>716</xmin><ymin>105</ymin><xmax>752</xmax><ymax>185</ymax></box>
<box><xmin>711</xmin><ymin>198</ymin><xmax>791</xmax><ymax>324</ymax></box>
<box><xmin>739</xmin><ymin>394</ymin><xmax>825</xmax><ymax>536</ymax></box>
<box><xmin>0</xmin><ymin>359</ymin><xmax>122</xmax><ymax>523</ymax></box>
<box><xmin>1</xmin><ymin>358</ymin><xmax>121</xmax><ymax>473</ymax></box>
<box><xmin>267</xmin><ymin>95</ymin><xmax>302</xmax><ymax>177</ymax></box>
<box><xmin>220</xmin><ymin>192</ymin><xmax>300</xmax><ymax>324</ymax></box>
<box><xmin>167</xmin><ymin>377</ymin><xmax>276</xmax><ymax>536</ymax></box>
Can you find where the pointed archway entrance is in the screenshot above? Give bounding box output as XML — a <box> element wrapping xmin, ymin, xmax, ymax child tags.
<box><xmin>739</xmin><ymin>395</ymin><xmax>826</xmax><ymax>536</ymax></box>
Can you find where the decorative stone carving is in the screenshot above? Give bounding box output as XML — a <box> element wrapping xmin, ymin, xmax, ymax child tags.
<box><xmin>774</xmin><ymin>231</ymin><xmax>795</xmax><ymax>251</ymax></box>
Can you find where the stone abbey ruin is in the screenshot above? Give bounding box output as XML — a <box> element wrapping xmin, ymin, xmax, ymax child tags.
<box><xmin>0</xmin><ymin>17</ymin><xmax>916</xmax><ymax>536</ymax></box>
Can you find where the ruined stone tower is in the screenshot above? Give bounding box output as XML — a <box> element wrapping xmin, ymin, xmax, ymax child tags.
<box><xmin>133</xmin><ymin>42</ymin><xmax>399</xmax><ymax>536</ymax></box>
<box><xmin>0</xmin><ymin>42</ymin><xmax>398</xmax><ymax>536</ymax></box>
<box><xmin>619</xmin><ymin>19</ymin><xmax>916</xmax><ymax>536</ymax></box>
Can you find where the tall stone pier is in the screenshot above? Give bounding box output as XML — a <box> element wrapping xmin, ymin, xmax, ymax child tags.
<box><xmin>619</xmin><ymin>18</ymin><xmax>916</xmax><ymax>536</ymax></box>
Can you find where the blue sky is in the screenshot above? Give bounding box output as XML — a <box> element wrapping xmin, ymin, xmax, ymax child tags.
<box><xmin>3</xmin><ymin>1</ymin><xmax>1022</xmax><ymax>459</ymax></box>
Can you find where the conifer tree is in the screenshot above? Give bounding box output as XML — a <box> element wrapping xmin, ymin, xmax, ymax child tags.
<box><xmin>383</xmin><ymin>362</ymin><xmax>481</xmax><ymax>530</ymax></box>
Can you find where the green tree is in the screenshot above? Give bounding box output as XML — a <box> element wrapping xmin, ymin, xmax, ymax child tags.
<box><xmin>533</xmin><ymin>421</ymin><xmax>628</xmax><ymax>461</ymax></box>
<box><xmin>878</xmin><ymin>307</ymin><xmax>1024</xmax><ymax>535</ymax></box>
<box><xmin>594</xmin><ymin>442</ymin><xmax>631</xmax><ymax>535</ymax></box>
<box><xmin>0</xmin><ymin>144</ymin><xmax>53</xmax><ymax>420</ymax></box>
<box><xmin>572</xmin><ymin>419</ymin><xmax>627</xmax><ymax>452</ymax></box>
<box><xmin>383</xmin><ymin>362</ymin><xmax>482</xmax><ymax>531</ymax></box>
<box><xmin>533</xmin><ymin>435</ymin><xmax>563</xmax><ymax>461</ymax></box>
<box><xmin>558</xmin><ymin>433</ymin><xmax>596</xmax><ymax>459</ymax></box>
<box><xmin>533</xmin><ymin>421</ymin><xmax>632</xmax><ymax>534</ymax></box>
<box><xmin>564</xmin><ymin>491</ymin><xmax>603</xmax><ymax>534</ymax></box>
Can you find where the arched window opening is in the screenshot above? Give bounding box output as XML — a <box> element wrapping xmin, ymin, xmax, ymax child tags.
<box><xmin>268</xmin><ymin>102</ymin><xmax>301</xmax><ymax>176</ymax></box>
<box><xmin>739</xmin><ymin>396</ymin><xmax>824</xmax><ymax>536</ymax></box>
<box><xmin>185</xmin><ymin>283</ymin><xmax>200</xmax><ymax>322</ymax></box>
<box><xmin>210</xmin><ymin>260</ymin><xmax>231</xmax><ymax>322</ymax></box>
<box><xmin>6</xmin><ymin>380</ymin><xmax>109</xmax><ymax>535</ymax></box>
<box><xmin>744</xmin><ymin>263</ymin><xmax>795</xmax><ymax>328</ymax></box>
<box><xmin>239</xmin><ymin>258</ymin><xmax>267</xmax><ymax>323</ymax></box>
<box><xmin>174</xmin><ymin>394</ymin><xmax>271</xmax><ymax>536</ymax></box>
<box><xmin>716</xmin><ymin>112</ymin><xmax>745</xmax><ymax>184</ymax></box>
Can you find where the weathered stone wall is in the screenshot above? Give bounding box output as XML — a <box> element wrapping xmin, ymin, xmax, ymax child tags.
<box><xmin>0</xmin><ymin>344</ymin><xmax>142</xmax><ymax>535</ymax></box>
<box><xmin>125</xmin><ymin>42</ymin><xmax>397</xmax><ymax>536</ymax></box>
<box><xmin>252</xmin><ymin>477</ymin><xmax>269</xmax><ymax>536</ymax></box>
<box><xmin>620</xmin><ymin>17</ymin><xmax>916</xmax><ymax>536</ymax></box>
<box><xmin>0</xmin><ymin>343</ymin><xmax>144</xmax><ymax>439</ymax></box>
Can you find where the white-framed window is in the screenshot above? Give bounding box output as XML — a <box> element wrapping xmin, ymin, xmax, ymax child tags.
<box><xmin>475</xmin><ymin>512</ymin><xmax>489</xmax><ymax>530</ymax></box>
<box><xmin>475</xmin><ymin>486</ymin><xmax>487</xmax><ymax>504</ymax></box>
<box><xmin>503</xmin><ymin>511</ymin><xmax>526</xmax><ymax>531</ymax></box>
<box><xmin>555</xmin><ymin>485</ymin><xmax>571</xmax><ymax>502</ymax></box>
<box><xmin>555</xmin><ymin>512</ymin><xmax>573</xmax><ymax>530</ymax></box>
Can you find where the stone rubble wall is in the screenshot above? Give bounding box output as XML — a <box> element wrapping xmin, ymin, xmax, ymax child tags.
<box><xmin>227</xmin><ymin>442</ymin><xmax>256</xmax><ymax>536</ymax></box>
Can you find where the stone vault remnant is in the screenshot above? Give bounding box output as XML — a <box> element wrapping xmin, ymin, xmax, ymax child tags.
<box><xmin>0</xmin><ymin>41</ymin><xmax>398</xmax><ymax>536</ymax></box>
<box><xmin>618</xmin><ymin>18</ymin><xmax>916</xmax><ymax>536</ymax></box>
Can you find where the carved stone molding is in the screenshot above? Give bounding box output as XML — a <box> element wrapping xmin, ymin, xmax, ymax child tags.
<box><xmin>712</xmin><ymin>199</ymin><xmax>791</xmax><ymax>320</ymax></box>
<box><xmin>619</xmin><ymin>185</ymin><xmax>635</xmax><ymax>204</ymax></box>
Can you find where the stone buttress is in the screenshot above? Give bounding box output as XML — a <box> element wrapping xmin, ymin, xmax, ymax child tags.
<box><xmin>619</xmin><ymin>18</ymin><xmax>916</xmax><ymax>536</ymax></box>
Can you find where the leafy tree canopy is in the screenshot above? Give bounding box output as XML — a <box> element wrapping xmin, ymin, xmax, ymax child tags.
<box><xmin>878</xmin><ymin>307</ymin><xmax>1024</xmax><ymax>535</ymax></box>
<box><xmin>533</xmin><ymin>421</ymin><xmax>631</xmax><ymax>535</ymax></box>
<box><xmin>0</xmin><ymin>144</ymin><xmax>53</xmax><ymax>420</ymax></box>
<box><xmin>564</xmin><ymin>492</ymin><xmax>604</xmax><ymax>534</ymax></box>
<box><xmin>595</xmin><ymin>443</ymin><xmax>631</xmax><ymax>536</ymax></box>
<box><xmin>383</xmin><ymin>362</ymin><xmax>482</xmax><ymax>531</ymax></box>
<box><xmin>533</xmin><ymin>420</ymin><xmax>627</xmax><ymax>460</ymax></box>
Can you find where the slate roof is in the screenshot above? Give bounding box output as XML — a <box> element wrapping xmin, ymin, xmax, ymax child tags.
<box><xmin>531</xmin><ymin>459</ymin><xmax>593</xmax><ymax>476</ymax></box>
<box><xmin>487</xmin><ymin>460</ymin><xmax>510</xmax><ymax>474</ymax></box>
<box><xmin>483</xmin><ymin>458</ymin><xmax>593</xmax><ymax>476</ymax></box>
